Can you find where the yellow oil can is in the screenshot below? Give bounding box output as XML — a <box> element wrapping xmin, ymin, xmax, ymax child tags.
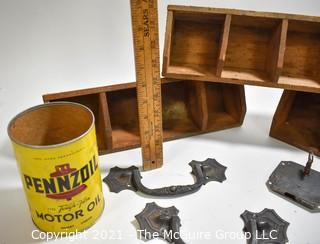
<box><xmin>8</xmin><ymin>102</ymin><xmax>104</xmax><ymax>233</ymax></box>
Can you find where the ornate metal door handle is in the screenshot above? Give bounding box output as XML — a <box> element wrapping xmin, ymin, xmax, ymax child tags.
<box><xmin>104</xmin><ymin>158</ymin><xmax>227</xmax><ymax>197</ymax></box>
<box><xmin>135</xmin><ymin>202</ymin><xmax>186</xmax><ymax>244</ymax></box>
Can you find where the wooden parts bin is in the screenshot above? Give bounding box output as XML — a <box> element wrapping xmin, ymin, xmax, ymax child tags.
<box><xmin>163</xmin><ymin>5</ymin><xmax>320</xmax><ymax>93</ymax></box>
<box><xmin>163</xmin><ymin>5</ymin><xmax>320</xmax><ymax>155</ymax></box>
<box><xmin>270</xmin><ymin>91</ymin><xmax>320</xmax><ymax>156</ymax></box>
<box><xmin>43</xmin><ymin>79</ymin><xmax>246</xmax><ymax>154</ymax></box>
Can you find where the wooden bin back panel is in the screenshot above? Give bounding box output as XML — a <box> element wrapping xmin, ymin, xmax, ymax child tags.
<box><xmin>162</xmin><ymin>81</ymin><xmax>200</xmax><ymax>137</ymax></box>
<box><xmin>287</xmin><ymin>92</ymin><xmax>320</xmax><ymax>147</ymax></box>
<box><xmin>170</xmin><ymin>13</ymin><xmax>226</xmax><ymax>76</ymax></box>
<box><xmin>282</xmin><ymin>20</ymin><xmax>320</xmax><ymax>80</ymax></box>
<box><xmin>223</xmin><ymin>16</ymin><xmax>282</xmax><ymax>79</ymax></box>
<box><xmin>221</xmin><ymin>84</ymin><xmax>246</xmax><ymax>121</ymax></box>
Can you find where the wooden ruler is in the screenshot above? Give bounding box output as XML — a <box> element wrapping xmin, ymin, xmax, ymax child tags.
<box><xmin>130</xmin><ymin>0</ymin><xmax>163</xmax><ymax>170</ymax></box>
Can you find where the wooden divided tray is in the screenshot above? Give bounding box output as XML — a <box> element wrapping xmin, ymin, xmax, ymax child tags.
<box><xmin>270</xmin><ymin>91</ymin><xmax>320</xmax><ymax>156</ymax></box>
<box><xmin>162</xmin><ymin>5</ymin><xmax>320</xmax><ymax>155</ymax></box>
<box><xmin>43</xmin><ymin>79</ymin><xmax>246</xmax><ymax>154</ymax></box>
<box><xmin>163</xmin><ymin>5</ymin><xmax>320</xmax><ymax>94</ymax></box>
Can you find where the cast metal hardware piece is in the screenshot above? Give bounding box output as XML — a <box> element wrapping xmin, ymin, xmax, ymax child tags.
<box><xmin>103</xmin><ymin>158</ymin><xmax>227</xmax><ymax>197</ymax></box>
<box><xmin>135</xmin><ymin>202</ymin><xmax>185</xmax><ymax>244</ymax></box>
<box><xmin>241</xmin><ymin>208</ymin><xmax>289</xmax><ymax>244</ymax></box>
<box><xmin>267</xmin><ymin>152</ymin><xmax>320</xmax><ymax>212</ymax></box>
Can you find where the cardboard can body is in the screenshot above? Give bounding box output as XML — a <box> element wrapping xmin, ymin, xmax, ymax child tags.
<box><xmin>8</xmin><ymin>102</ymin><xmax>104</xmax><ymax>233</ymax></box>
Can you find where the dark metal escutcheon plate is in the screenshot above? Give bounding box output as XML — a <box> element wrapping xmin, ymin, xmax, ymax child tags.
<box><xmin>135</xmin><ymin>202</ymin><xmax>185</xmax><ymax>243</ymax></box>
<box><xmin>189</xmin><ymin>158</ymin><xmax>227</xmax><ymax>184</ymax></box>
<box><xmin>103</xmin><ymin>166</ymin><xmax>140</xmax><ymax>193</ymax></box>
<box><xmin>241</xmin><ymin>208</ymin><xmax>289</xmax><ymax>244</ymax></box>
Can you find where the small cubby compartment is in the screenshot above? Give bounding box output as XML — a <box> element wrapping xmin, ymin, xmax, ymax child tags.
<box><xmin>44</xmin><ymin>93</ymin><xmax>110</xmax><ymax>152</ymax></box>
<box><xmin>222</xmin><ymin>15</ymin><xmax>284</xmax><ymax>82</ymax></box>
<box><xmin>280</xmin><ymin>20</ymin><xmax>320</xmax><ymax>87</ymax></box>
<box><xmin>206</xmin><ymin>82</ymin><xmax>246</xmax><ymax>131</ymax></box>
<box><xmin>162</xmin><ymin>80</ymin><xmax>202</xmax><ymax>139</ymax></box>
<box><xmin>106</xmin><ymin>88</ymin><xmax>140</xmax><ymax>151</ymax></box>
<box><xmin>162</xmin><ymin>80</ymin><xmax>246</xmax><ymax>139</ymax></box>
<box><xmin>270</xmin><ymin>91</ymin><xmax>320</xmax><ymax>156</ymax></box>
<box><xmin>167</xmin><ymin>12</ymin><xmax>227</xmax><ymax>77</ymax></box>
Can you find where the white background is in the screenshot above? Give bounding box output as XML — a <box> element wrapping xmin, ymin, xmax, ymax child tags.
<box><xmin>0</xmin><ymin>0</ymin><xmax>319</xmax><ymax>243</ymax></box>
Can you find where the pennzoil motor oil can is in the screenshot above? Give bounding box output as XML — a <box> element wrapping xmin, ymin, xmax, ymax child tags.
<box><xmin>8</xmin><ymin>102</ymin><xmax>105</xmax><ymax>233</ymax></box>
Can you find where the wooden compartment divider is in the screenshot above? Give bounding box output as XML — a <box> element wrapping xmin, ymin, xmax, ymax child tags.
<box><xmin>216</xmin><ymin>14</ymin><xmax>232</xmax><ymax>77</ymax></box>
<box><xmin>267</xmin><ymin>19</ymin><xmax>288</xmax><ymax>83</ymax></box>
<box><xmin>98</xmin><ymin>92</ymin><xmax>113</xmax><ymax>151</ymax></box>
<box><xmin>43</xmin><ymin>79</ymin><xmax>246</xmax><ymax>154</ymax></box>
<box><xmin>188</xmin><ymin>81</ymin><xmax>208</xmax><ymax>130</ymax></box>
<box><xmin>162</xmin><ymin>10</ymin><xmax>174</xmax><ymax>76</ymax></box>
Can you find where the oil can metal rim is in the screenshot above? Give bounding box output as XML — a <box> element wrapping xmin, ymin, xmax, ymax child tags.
<box><xmin>7</xmin><ymin>101</ymin><xmax>95</xmax><ymax>149</ymax></box>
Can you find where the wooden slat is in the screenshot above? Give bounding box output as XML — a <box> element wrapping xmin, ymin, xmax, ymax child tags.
<box><xmin>197</xmin><ymin>82</ymin><xmax>209</xmax><ymax>130</ymax></box>
<box><xmin>162</xmin><ymin>10</ymin><xmax>174</xmax><ymax>76</ymax></box>
<box><xmin>188</xmin><ymin>81</ymin><xmax>208</xmax><ymax>130</ymax></box>
<box><xmin>43</xmin><ymin>83</ymin><xmax>137</xmax><ymax>102</ymax></box>
<box><xmin>42</xmin><ymin>79</ymin><xmax>188</xmax><ymax>102</ymax></box>
<box><xmin>267</xmin><ymin>19</ymin><xmax>288</xmax><ymax>82</ymax></box>
<box><xmin>168</xmin><ymin>5</ymin><xmax>320</xmax><ymax>23</ymax></box>
<box><xmin>98</xmin><ymin>92</ymin><xmax>113</xmax><ymax>151</ymax></box>
<box><xmin>216</xmin><ymin>14</ymin><xmax>231</xmax><ymax>77</ymax></box>
<box><xmin>270</xmin><ymin>90</ymin><xmax>296</xmax><ymax>131</ymax></box>
<box><xmin>165</xmin><ymin>70</ymin><xmax>320</xmax><ymax>94</ymax></box>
